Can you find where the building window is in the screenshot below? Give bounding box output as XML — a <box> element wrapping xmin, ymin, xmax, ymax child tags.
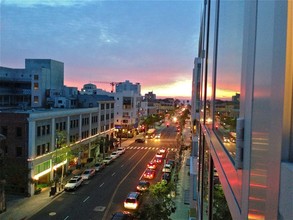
<box><xmin>16</xmin><ymin>146</ymin><xmax>22</xmax><ymax>157</ymax></box>
<box><xmin>16</xmin><ymin>127</ymin><xmax>22</xmax><ymax>137</ymax></box>
<box><xmin>42</xmin><ymin>125</ymin><xmax>46</xmax><ymax>135</ymax></box>
<box><xmin>34</xmin><ymin>96</ymin><xmax>39</xmax><ymax>103</ymax></box>
<box><xmin>213</xmin><ymin>1</ymin><xmax>243</xmax><ymax>159</ymax></box>
<box><xmin>1</xmin><ymin>126</ymin><xmax>8</xmax><ymax>136</ymax></box>
<box><xmin>37</xmin><ymin>126</ymin><xmax>41</xmax><ymax>136</ymax></box>
<box><xmin>34</xmin><ymin>75</ymin><xmax>39</xmax><ymax>80</ymax></box>
<box><xmin>37</xmin><ymin>145</ymin><xmax>41</xmax><ymax>156</ymax></box>
<box><xmin>34</xmin><ymin>83</ymin><xmax>39</xmax><ymax>90</ymax></box>
<box><xmin>101</xmin><ymin>115</ymin><xmax>104</xmax><ymax>121</ymax></box>
<box><xmin>46</xmin><ymin>125</ymin><xmax>50</xmax><ymax>134</ymax></box>
<box><xmin>106</xmin><ymin>103</ymin><xmax>109</xmax><ymax>109</ymax></box>
<box><xmin>111</xmin><ymin>103</ymin><xmax>114</xmax><ymax>108</ymax></box>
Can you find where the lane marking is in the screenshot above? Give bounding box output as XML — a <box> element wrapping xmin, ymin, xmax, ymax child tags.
<box><xmin>102</xmin><ymin>150</ymin><xmax>149</xmax><ymax>220</ymax></box>
<box><xmin>64</xmin><ymin>216</ymin><xmax>69</xmax><ymax>220</ymax></box>
<box><xmin>83</xmin><ymin>196</ymin><xmax>90</xmax><ymax>203</ymax></box>
<box><xmin>112</xmin><ymin>172</ymin><xmax>116</xmax><ymax>176</ymax></box>
<box><xmin>99</xmin><ymin>183</ymin><xmax>104</xmax><ymax>187</ymax></box>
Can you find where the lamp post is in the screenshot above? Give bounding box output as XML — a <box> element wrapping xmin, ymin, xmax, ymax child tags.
<box><xmin>0</xmin><ymin>134</ymin><xmax>6</xmax><ymax>213</ymax></box>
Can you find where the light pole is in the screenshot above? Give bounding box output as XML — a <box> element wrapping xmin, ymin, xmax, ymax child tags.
<box><xmin>0</xmin><ymin>134</ymin><xmax>6</xmax><ymax>213</ymax></box>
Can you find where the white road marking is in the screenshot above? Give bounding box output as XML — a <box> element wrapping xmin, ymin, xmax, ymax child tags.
<box><xmin>99</xmin><ymin>183</ymin><xmax>104</xmax><ymax>187</ymax></box>
<box><xmin>83</xmin><ymin>196</ymin><xmax>90</xmax><ymax>202</ymax></box>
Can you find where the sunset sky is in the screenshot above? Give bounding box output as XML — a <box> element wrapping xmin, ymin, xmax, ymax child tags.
<box><xmin>0</xmin><ymin>0</ymin><xmax>202</xmax><ymax>99</ymax></box>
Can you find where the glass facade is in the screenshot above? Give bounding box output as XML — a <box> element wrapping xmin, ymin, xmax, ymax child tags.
<box><xmin>192</xmin><ymin>0</ymin><xmax>292</xmax><ymax>219</ymax></box>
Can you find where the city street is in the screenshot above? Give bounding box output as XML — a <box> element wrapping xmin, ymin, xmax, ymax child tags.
<box><xmin>28</xmin><ymin>126</ymin><xmax>178</xmax><ymax>220</ymax></box>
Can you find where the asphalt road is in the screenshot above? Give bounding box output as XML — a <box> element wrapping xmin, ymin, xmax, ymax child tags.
<box><xmin>29</xmin><ymin>126</ymin><xmax>178</xmax><ymax>220</ymax></box>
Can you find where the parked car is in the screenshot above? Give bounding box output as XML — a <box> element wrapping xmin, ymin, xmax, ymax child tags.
<box><xmin>161</xmin><ymin>172</ymin><xmax>171</xmax><ymax>183</ymax></box>
<box><xmin>124</xmin><ymin>192</ymin><xmax>141</xmax><ymax>210</ymax></box>
<box><xmin>110</xmin><ymin>151</ymin><xmax>120</xmax><ymax>159</ymax></box>
<box><xmin>94</xmin><ymin>162</ymin><xmax>105</xmax><ymax>172</ymax></box>
<box><xmin>111</xmin><ymin>211</ymin><xmax>134</xmax><ymax>220</ymax></box>
<box><xmin>167</xmin><ymin>159</ymin><xmax>176</xmax><ymax>168</ymax></box>
<box><xmin>162</xmin><ymin>163</ymin><xmax>172</xmax><ymax>173</ymax></box>
<box><xmin>147</xmin><ymin>161</ymin><xmax>157</xmax><ymax>170</ymax></box>
<box><xmin>136</xmin><ymin>180</ymin><xmax>150</xmax><ymax>192</ymax></box>
<box><xmin>81</xmin><ymin>169</ymin><xmax>95</xmax><ymax>180</ymax></box>
<box><xmin>135</xmin><ymin>138</ymin><xmax>145</xmax><ymax>143</ymax></box>
<box><xmin>64</xmin><ymin>176</ymin><xmax>83</xmax><ymax>191</ymax></box>
<box><xmin>103</xmin><ymin>156</ymin><xmax>114</xmax><ymax>165</ymax></box>
<box><xmin>117</xmin><ymin>147</ymin><xmax>126</xmax><ymax>155</ymax></box>
<box><xmin>143</xmin><ymin>169</ymin><xmax>156</xmax><ymax>179</ymax></box>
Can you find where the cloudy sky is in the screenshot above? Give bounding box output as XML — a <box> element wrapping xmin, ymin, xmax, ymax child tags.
<box><xmin>0</xmin><ymin>0</ymin><xmax>201</xmax><ymax>99</ymax></box>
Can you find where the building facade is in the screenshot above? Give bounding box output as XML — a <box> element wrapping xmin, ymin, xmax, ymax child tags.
<box><xmin>191</xmin><ymin>1</ymin><xmax>293</xmax><ymax>220</ymax></box>
<box><xmin>0</xmin><ymin>104</ymin><xmax>114</xmax><ymax>196</ymax></box>
<box><xmin>0</xmin><ymin>59</ymin><xmax>64</xmax><ymax>109</ymax></box>
<box><xmin>113</xmin><ymin>80</ymin><xmax>142</xmax><ymax>136</ymax></box>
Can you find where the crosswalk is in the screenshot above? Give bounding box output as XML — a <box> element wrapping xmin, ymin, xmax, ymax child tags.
<box><xmin>125</xmin><ymin>146</ymin><xmax>178</xmax><ymax>152</ymax></box>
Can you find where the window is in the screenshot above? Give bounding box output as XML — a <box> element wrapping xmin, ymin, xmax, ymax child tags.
<box><xmin>101</xmin><ymin>104</ymin><xmax>105</xmax><ymax>110</ymax></box>
<box><xmin>37</xmin><ymin>145</ymin><xmax>41</xmax><ymax>156</ymax></box>
<box><xmin>1</xmin><ymin>126</ymin><xmax>8</xmax><ymax>136</ymax></box>
<box><xmin>16</xmin><ymin>147</ymin><xmax>22</xmax><ymax>157</ymax></box>
<box><xmin>106</xmin><ymin>103</ymin><xmax>109</xmax><ymax>109</ymax></box>
<box><xmin>46</xmin><ymin>125</ymin><xmax>50</xmax><ymax>134</ymax></box>
<box><xmin>34</xmin><ymin>83</ymin><xmax>39</xmax><ymax>90</ymax></box>
<box><xmin>37</xmin><ymin>126</ymin><xmax>41</xmax><ymax>136</ymax></box>
<box><xmin>16</xmin><ymin>127</ymin><xmax>22</xmax><ymax>137</ymax></box>
<box><xmin>214</xmin><ymin>1</ymin><xmax>244</xmax><ymax>159</ymax></box>
<box><xmin>34</xmin><ymin>75</ymin><xmax>39</xmax><ymax>80</ymax></box>
<box><xmin>42</xmin><ymin>126</ymin><xmax>46</xmax><ymax>135</ymax></box>
<box><xmin>34</xmin><ymin>96</ymin><xmax>39</xmax><ymax>103</ymax></box>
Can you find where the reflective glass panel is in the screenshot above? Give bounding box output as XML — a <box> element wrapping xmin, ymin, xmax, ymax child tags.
<box><xmin>215</xmin><ymin>1</ymin><xmax>244</xmax><ymax>159</ymax></box>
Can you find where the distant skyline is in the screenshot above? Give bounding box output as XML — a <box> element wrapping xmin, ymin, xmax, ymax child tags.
<box><xmin>0</xmin><ymin>0</ymin><xmax>202</xmax><ymax>100</ymax></box>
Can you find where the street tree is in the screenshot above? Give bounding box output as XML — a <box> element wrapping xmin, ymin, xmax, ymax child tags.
<box><xmin>136</xmin><ymin>181</ymin><xmax>176</xmax><ymax>220</ymax></box>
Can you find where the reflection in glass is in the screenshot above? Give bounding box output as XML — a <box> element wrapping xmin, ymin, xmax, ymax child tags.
<box><xmin>214</xmin><ymin>1</ymin><xmax>244</xmax><ymax>159</ymax></box>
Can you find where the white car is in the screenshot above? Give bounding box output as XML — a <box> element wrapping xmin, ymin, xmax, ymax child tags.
<box><xmin>103</xmin><ymin>156</ymin><xmax>114</xmax><ymax>165</ymax></box>
<box><xmin>94</xmin><ymin>162</ymin><xmax>105</xmax><ymax>172</ymax></box>
<box><xmin>110</xmin><ymin>151</ymin><xmax>120</xmax><ymax>159</ymax></box>
<box><xmin>117</xmin><ymin>147</ymin><xmax>126</xmax><ymax>155</ymax></box>
<box><xmin>64</xmin><ymin>176</ymin><xmax>83</xmax><ymax>191</ymax></box>
<box><xmin>81</xmin><ymin>168</ymin><xmax>95</xmax><ymax>180</ymax></box>
<box><xmin>162</xmin><ymin>164</ymin><xmax>172</xmax><ymax>173</ymax></box>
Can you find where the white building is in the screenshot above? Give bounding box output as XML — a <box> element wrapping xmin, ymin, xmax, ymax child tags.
<box><xmin>112</xmin><ymin>80</ymin><xmax>142</xmax><ymax>135</ymax></box>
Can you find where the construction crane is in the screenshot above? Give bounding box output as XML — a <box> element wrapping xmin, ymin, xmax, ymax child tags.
<box><xmin>90</xmin><ymin>81</ymin><xmax>121</xmax><ymax>93</ymax></box>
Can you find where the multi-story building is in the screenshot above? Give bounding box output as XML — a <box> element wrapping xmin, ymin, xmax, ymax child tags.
<box><xmin>0</xmin><ymin>59</ymin><xmax>116</xmax><ymax>197</ymax></box>
<box><xmin>0</xmin><ymin>59</ymin><xmax>64</xmax><ymax>109</ymax></box>
<box><xmin>0</xmin><ymin>103</ymin><xmax>114</xmax><ymax>196</ymax></box>
<box><xmin>190</xmin><ymin>1</ymin><xmax>292</xmax><ymax>220</ymax></box>
<box><xmin>112</xmin><ymin>80</ymin><xmax>142</xmax><ymax>136</ymax></box>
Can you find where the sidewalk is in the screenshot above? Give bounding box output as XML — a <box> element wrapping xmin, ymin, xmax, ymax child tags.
<box><xmin>1</xmin><ymin>137</ymin><xmax>137</xmax><ymax>220</ymax></box>
<box><xmin>171</xmin><ymin>149</ymin><xmax>191</xmax><ymax>220</ymax></box>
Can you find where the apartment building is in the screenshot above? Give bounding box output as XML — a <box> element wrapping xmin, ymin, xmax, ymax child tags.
<box><xmin>0</xmin><ymin>104</ymin><xmax>114</xmax><ymax>196</ymax></box>
<box><xmin>190</xmin><ymin>1</ymin><xmax>292</xmax><ymax>220</ymax></box>
<box><xmin>113</xmin><ymin>80</ymin><xmax>142</xmax><ymax>136</ymax></box>
<box><xmin>0</xmin><ymin>59</ymin><xmax>64</xmax><ymax>109</ymax></box>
